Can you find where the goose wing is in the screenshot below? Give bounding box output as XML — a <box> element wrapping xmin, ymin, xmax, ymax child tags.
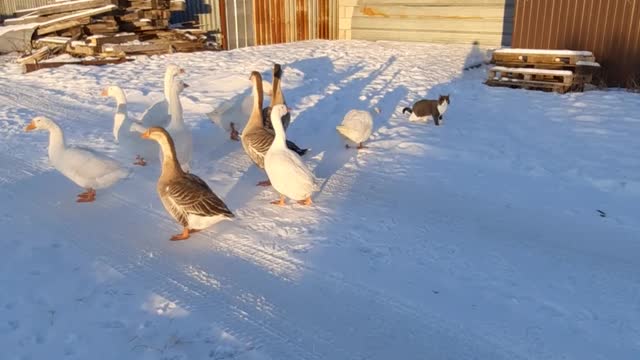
<box><xmin>140</xmin><ymin>100</ymin><xmax>171</xmax><ymax>128</ymax></box>
<box><xmin>241</xmin><ymin>128</ymin><xmax>274</xmax><ymax>168</ymax></box>
<box><xmin>165</xmin><ymin>174</ymin><xmax>234</xmax><ymax>221</ymax></box>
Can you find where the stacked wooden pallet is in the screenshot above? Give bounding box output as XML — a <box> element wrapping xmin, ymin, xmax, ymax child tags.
<box><xmin>4</xmin><ymin>0</ymin><xmax>208</xmax><ymax>71</ymax></box>
<box><xmin>486</xmin><ymin>49</ymin><xmax>601</xmax><ymax>93</ymax></box>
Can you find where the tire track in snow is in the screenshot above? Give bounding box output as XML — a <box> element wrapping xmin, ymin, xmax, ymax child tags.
<box><xmin>102</xmin><ymin>178</ymin><xmax>523</xmax><ymax>360</ymax></box>
<box><xmin>0</xmin><ymin>173</ymin><xmax>324</xmax><ymax>360</ymax></box>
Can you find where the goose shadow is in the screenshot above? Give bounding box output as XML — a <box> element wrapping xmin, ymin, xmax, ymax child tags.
<box><xmin>291</xmin><ymin>55</ymin><xmax>398</xmax><ymax>190</ymax></box>
<box><xmin>221</xmin><ymin>57</ymin><xmax>374</xmax><ymax>209</ymax></box>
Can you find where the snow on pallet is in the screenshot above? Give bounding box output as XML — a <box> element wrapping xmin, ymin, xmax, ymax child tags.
<box><xmin>493</xmin><ymin>48</ymin><xmax>596</xmax><ymax>67</ymax></box>
<box><xmin>486</xmin><ymin>66</ymin><xmax>574</xmax><ymax>93</ymax></box>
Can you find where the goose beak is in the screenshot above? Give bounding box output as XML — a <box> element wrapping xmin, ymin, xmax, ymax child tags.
<box><xmin>140</xmin><ymin>130</ymin><xmax>150</xmax><ymax>139</ymax></box>
<box><xmin>24</xmin><ymin>121</ymin><xmax>36</xmax><ymax>132</ymax></box>
<box><xmin>100</xmin><ymin>88</ymin><xmax>108</xmax><ymax>97</ymax></box>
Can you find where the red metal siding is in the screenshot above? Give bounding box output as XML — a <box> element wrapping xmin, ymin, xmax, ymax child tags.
<box><xmin>512</xmin><ymin>0</ymin><xmax>640</xmax><ymax>86</ymax></box>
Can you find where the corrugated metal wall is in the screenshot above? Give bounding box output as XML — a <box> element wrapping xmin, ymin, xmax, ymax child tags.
<box><xmin>346</xmin><ymin>0</ymin><xmax>514</xmax><ymax>47</ymax></box>
<box><xmin>512</xmin><ymin>0</ymin><xmax>640</xmax><ymax>87</ymax></box>
<box><xmin>0</xmin><ymin>0</ymin><xmax>51</xmax><ymax>18</ymax></box>
<box><xmin>225</xmin><ymin>0</ymin><xmax>337</xmax><ymax>48</ymax></box>
<box><xmin>224</xmin><ymin>0</ymin><xmax>254</xmax><ymax>49</ymax></box>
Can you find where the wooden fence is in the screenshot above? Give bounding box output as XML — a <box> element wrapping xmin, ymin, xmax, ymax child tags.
<box><xmin>512</xmin><ymin>0</ymin><xmax>640</xmax><ymax>87</ymax></box>
<box><xmin>253</xmin><ymin>0</ymin><xmax>337</xmax><ymax>46</ymax></box>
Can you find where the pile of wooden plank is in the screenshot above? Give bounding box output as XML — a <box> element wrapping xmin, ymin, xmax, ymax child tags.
<box><xmin>486</xmin><ymin>49</ymin><xmax>601</xmax><ymax>93</ymax></box>
<box><xmin>2</xmin><ymin>0</ymin><xmax>214</xmax><ymax>71</ymax></box>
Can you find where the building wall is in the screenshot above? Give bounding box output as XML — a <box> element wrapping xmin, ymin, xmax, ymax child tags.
<box><xmin>339</xmin><ymin>0</ymin><xmax>514</xmax><ymax>47</ymax></box>
<box><xmin>512</xmin><ymin>0</ymin><xmax>640</xmax><ymax>87</ymax></box>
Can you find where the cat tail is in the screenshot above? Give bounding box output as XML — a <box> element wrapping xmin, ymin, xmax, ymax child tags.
<box><xmin>402</xmin><ymin>107</ymin><xmax>413</xmax><ymax>115</ymax></box>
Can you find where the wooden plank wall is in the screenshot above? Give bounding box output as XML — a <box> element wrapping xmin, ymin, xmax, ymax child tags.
<box><xmin>512</xmin><ymin>0</ymin><xmax>640</xmax><ymax>87</ymax></box>
<box><xmin>252</xmin><ymin>0</ymin><xmax>336</xmax><ymax>45</ymax></box>
<box><xmin>348</xmin><ymin>0</ymin><xmax>514</xmax><ymax>47</ymax></box>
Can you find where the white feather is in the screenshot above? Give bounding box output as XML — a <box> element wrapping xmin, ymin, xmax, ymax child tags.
<box><xmin>139</xmin><ymin>64</ymin><xmax>183</xmax><ymax>129</ymax></box>
<box><xmin>30</xmin><ymin>117</ymin><xmax>129</xmax><ymax>190</ymax></box>
<box><xmin>207</xmin><ymin>80</ymin><xmax>272</xmax><ymax>132</ymax></box>
<box><xmin>265</xmin><ymin>105</ymin><xmax>316</xmax><ymax>201</ymax></box>
<box><xmin>336</xmin><ymin>109</ymin><xmax>374</xmax><ymax>145</ymax></box>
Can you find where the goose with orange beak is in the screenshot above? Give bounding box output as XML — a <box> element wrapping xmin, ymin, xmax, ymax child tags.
<box><xmin>24</xmin><ymin>116</ymin><xmax>129</xmax><ymax>203</ymax></box>
<box><xmin>141</xmin><ymin>127</ymin><xmax>233</xmax><ymax>241</ymax></box>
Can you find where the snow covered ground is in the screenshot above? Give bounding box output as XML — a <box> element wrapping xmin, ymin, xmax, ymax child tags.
<box><xmin>1</xmin><ymin>40</ymin><xmax>639</xmax><ymax>359</ymax></box>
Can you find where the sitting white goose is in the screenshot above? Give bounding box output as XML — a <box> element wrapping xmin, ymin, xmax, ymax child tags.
<box><xmin>101</xmin><ymin>85</ymin><xmax>157</xmax><ymax>166</ymax></box>
<box><xmin>207</xmin><ymin>79</ymin><xmax>272</xmax><ymax>141</ymax></box>
<box><xmin>165</xmin><ymin>79</ymin><xmax>193</xmax><ymax>172</ymax></box>
<box><xmin>336</xmin><ymin>108</ymin><xmax>380</xmax><ymax>150</ymax></box>
<box><xmin>139</xmin><ymin>64</ymin><xmax>184</xmax><ymax>129</ymax></box>
<box><xmin>264</xmin><ymin>104</ymin><xmax>316</xmax><ymax>206</ymax></box>
<box><xmin>24</xmin><ymin>116</ymin><xmax>129</xmax><ymax>202</ymax></box>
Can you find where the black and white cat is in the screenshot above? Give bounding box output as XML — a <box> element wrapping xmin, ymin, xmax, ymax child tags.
<box><xmin>402</xmin><ymin>95</ymin><xmax>450</xmax><ymax>125</ymax></box>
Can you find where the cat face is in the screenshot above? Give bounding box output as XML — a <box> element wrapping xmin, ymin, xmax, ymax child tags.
<box><xmin>438</xmin><ymin>95</ymin><xmax>450</xmax><ymax>105</ymax></box>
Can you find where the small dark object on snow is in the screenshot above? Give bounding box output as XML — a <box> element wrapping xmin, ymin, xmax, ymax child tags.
<box><xmin>597</xmin><ymin>209</ymin><xmax>606</xmax><ymax>218</ymax></box>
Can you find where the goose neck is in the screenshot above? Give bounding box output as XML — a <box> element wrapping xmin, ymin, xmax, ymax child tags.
<box><xmin>246</xmin><ymin>76</ymin><xmax>264</xmax><ymax>131</ymax></box>
<box><xmin>113</xmin><ymin>103</ymin><xmax>128</xmax><ymax>141</ymax></box>
<box><xmin>47</xmin><ymin>123</ymin><xmax>66</xmax><ymax>159</ymax></box>
<box><xmin>158</xmin><ymin>135</ymin><xmax>183</xmax><ymax>178</ymax></box>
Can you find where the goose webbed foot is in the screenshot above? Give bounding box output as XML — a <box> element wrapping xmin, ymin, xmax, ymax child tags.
<box><xmin>357</xmin><ymin>143</ymin><xmax>368</xmax><ymax>150</ymax></box>
<box><xmin>297</xmin><ymin>196</ymin><xmax>312</xmax><ymax>206</ymax></box>
<box><xmin>286</xmin><ymin>139</ymin><xmax>308</xmax><ymax>156</ymax></box>
<box><xmin>230</xmin><ymin>122</ymin><xmax>240</xmax><ymax>141</ymax></box>
<box><xmin>271</xmin><ymin>195</ymin><xmax>285</xmax><ymax>206</ymax></box>
<box><xmin>134</xmin><ymin>155</ymin><xmax>147</xmax><ymax>166</ymax></box>
<box><xmin>76</xmin><ymin>188</ymin><xmax>96</xmax><ymax>203</ymax></box>
<box><xmin>170</xmin><ymin>228</ymin><xmax>190</xmax><ymax>241</ymax></box>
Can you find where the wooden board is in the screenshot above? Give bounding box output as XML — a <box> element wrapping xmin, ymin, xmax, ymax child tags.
<box><xmin>485</xmin><ymin>78</ymin><xmax>571</xmax><ymax>93</ymax></box>
<box><xmin>36</xmin><ymin>5</ymin><xmax>118</xmax><ymax>36</ymax></box>
<box><xmin>16</xmin><ymin>0</ymin><xmax>119</xmax><ymax>18</ymax></box>
<box><xmin>87</xmin><ymin>33</ymin><xmax>138</xmax><ymax>47</ymax></box>
<box><xmin>492</xmin><ymin>51</ymin><xmax>596</xmax><ymax>68</ymax></box>
<box><xmin>23</xmin><ymin>57</ymin><xmax>132</xmax><ymax>74</ymax></box>
<box><xmin>16</xmin><ymin>47</ymin><xmax>51</xmax><ymax>64</ymax></box>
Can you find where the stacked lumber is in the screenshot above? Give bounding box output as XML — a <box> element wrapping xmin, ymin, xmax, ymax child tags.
<box><xmin>3</xmin><ymin>0</ymin><xmax>213</xmax><ymax>71</ymax></box>
<box><xmin>486</xmin><ymin>49</ymin><xmax>601</xmax><ymax>93</ymax></box>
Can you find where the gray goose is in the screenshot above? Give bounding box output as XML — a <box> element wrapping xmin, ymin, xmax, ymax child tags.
<box><xmin>261</xmin><ymin>64</ymin><xmax>308</xmax><ymax>156</ymax></box>
<box><xmin>141</xmin><ymin>127</ymin><xmax>233</xmax><ymax>241</ymax></box>
<box><xmin>241</xmin><ymin>71</ymin><xmax>277</xmax><ymax>186</ymax></box>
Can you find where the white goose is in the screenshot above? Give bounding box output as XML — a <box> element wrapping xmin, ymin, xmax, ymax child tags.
<box><xmin>24</xmin><ymin>116</ymin><xmax>129</xmax><ymax>202</ymax></box>
<box><xmin>101</xmin><ymin>85</ymin><xmax>157</xmax><ymax>165</ymax></box>
<box><xmin>165</xmin><ymin>79</ymin><xmax>193</xmax><ymax>172</ymax></box>
<box><xmin>264</xmin><ymin>104</ymin><xmax>316</xmax><ymax>206</ymax></box>
<box><xmin>336</xmin><ymin>107</ymin><xmax>379</xmax><ymax>150</ymax></box>
<box><xmin>139</xmin><ymin>64</ymin><xmax>184</xmax><ymax>129</ymax></box>
<box><xmin>207</xmin><ymin>80</ymin><xmax>272</xmax><ymax>141</ymax></box>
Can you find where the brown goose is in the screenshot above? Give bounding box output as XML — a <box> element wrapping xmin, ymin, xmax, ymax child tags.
<box><xmin>141</xmin><ymin>127</ymin><xmax>233</xmax><ymax>241</ymax></box>
<box><xmin>261</xmin><ymin>64</ymin><xmax>307</xmax><ymax>156</ymax></box>
<box><xmin>241</xmin><ymin>71</ymin><xmax>277</xmax><ymax>186</ymax></box>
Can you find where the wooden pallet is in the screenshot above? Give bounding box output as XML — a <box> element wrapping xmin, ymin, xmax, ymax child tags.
<box><xmin>486</xmin><ymin>66</ymin><xmax>574</xmax><ymax>93</ymax></box>
<box><xmin>493</xmin><ymin>48</ymin><xmax>596</xmax><ymax>68</ymax></box>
